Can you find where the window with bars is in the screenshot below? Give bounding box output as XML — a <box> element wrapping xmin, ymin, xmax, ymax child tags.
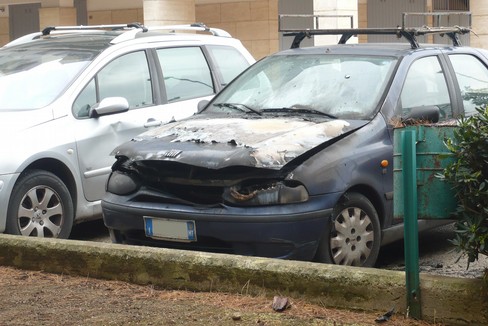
<box><xmin>433</xmin><ymin>0</ymin><xmax>469</xmax><ymax>11</ymax></box>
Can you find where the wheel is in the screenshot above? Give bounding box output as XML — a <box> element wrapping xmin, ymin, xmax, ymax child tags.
<box><xmin>6</xmin><ymin>169</ymin><xmax>74</xmax><ymax>238</ymax></box>
<box><xmin>315</xmin><ymin>192</ymin><xmax>381</xmax><ymax>267</ymax></box>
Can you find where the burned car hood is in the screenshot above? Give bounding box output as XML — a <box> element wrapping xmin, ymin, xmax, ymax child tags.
<box><xmin>113</xmin><ymin>116</ymin><xmax>368</xmax><ymax>170</ymax></box>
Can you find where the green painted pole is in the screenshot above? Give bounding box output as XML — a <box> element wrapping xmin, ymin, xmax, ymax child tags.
<box><xmin>402</xmin><ymin>130</ymin><xmax>421</xmax><ymax>319</ymax></box>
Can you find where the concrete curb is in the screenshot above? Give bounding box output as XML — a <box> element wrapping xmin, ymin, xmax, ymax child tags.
<box><xmin>0</xmin><ymin>234</ymin><xmax>486</xmax><ymax>325</ymax></box>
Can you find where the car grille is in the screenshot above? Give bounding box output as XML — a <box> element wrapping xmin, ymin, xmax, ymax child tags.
<box><xmin>130</xmin><ymin>160</ymin><xmax>282</xmax><ymax>206</ymax></box>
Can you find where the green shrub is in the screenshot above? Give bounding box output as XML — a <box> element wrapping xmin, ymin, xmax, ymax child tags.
<box><xmin>440</xmin><ymin>106</ymin><xmax>488</xmax><ymax>266</ymax></box>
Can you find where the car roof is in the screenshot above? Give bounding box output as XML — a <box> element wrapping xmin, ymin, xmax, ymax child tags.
<box><xmin>273</xmin><ymin>42</ymin><xmax>460</xmax><ymax>58</ymax></box>
<box><xmin>3</xmin><ymin>23</ymin><xmax>236</xmax><ymax>50</ymax></box>
<box><xmin>7</xmin><ymin>33</ymin><xmax>117</xmax><ymax>52</ymax></box>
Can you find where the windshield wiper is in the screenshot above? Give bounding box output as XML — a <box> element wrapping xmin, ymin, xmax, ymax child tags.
<box><xmin>213</xmin><ymin>103</ymin><xmax>262</xmax><ymax>115</ymax></box>
<box><xmin>262</xmin><ymin>106</ymin><xmax>338</xmax><ymax>119</ymax></box>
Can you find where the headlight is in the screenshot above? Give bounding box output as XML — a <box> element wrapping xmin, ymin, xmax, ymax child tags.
<box><xmin>106</xmin><ymin>171</ymin><xmax>141</xmax><ymax>195</ymax></box>
<box><xmin>223</xmin><ymin>181</ymin><xmax>309</xmax><ymax>206</ymax></box>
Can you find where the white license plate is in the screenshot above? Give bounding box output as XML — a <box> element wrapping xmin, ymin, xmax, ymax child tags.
<box><xmin>144</xmin><ymin>217</ymin><xmax>196</xmax><ymax>242</ymax></box>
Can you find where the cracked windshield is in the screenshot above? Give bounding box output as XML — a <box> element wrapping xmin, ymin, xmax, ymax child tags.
<box><xmin>208</xmin><ymin>54</ymin><xmax>397</xmax><ymax>120</ymax></box>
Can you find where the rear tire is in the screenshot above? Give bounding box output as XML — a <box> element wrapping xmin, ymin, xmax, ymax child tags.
<box><xmin>6</xmin><ymin>169</ymin><xmax>74</xmax><ymax>239</ymax></box>
<box><xmin>315</xmin><ymin>192</ymin><xmax>381</xmax><ymax>267</ymax></box>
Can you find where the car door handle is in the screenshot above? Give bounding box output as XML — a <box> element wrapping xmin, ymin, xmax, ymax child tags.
<box><xmin>144</xmin><ymin>118</ymin><xmax>162</xmax><ymax>128</ymax></box>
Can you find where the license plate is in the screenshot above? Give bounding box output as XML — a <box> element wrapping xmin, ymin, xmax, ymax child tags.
<box><xmin>144</xmin><ymin>217</ymin><xmax>196</xmax><ymax>242</ymax></box>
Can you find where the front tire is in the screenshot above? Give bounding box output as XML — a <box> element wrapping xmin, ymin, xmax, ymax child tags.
<box><xmin>6</xmin><ymin>169</ymin><xmax>74</xmax><ymax>238</ymax></box>
<box><xmin>315</xmin><ymin>192</ymin><xmax>381</xmax><ymax>267</ymax></box>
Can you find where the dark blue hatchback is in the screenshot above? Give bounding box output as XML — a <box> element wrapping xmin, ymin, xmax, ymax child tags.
<box><xmin>102</xmin><ymin>25</ymin><xmax>488</xmax><ymax>267</ymax></box>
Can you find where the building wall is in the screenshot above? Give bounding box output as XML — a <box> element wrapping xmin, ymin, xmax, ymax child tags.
<box><xmin>471</xmin><ymin>0</ymin><xmax>488</xmax><ymax>48</ymax></box>
<box><xmin>313</xmin><ymin>0</ymin><xmax>358</xmax><ymax>45</ymax></box>
<box><xmin>196</xmin><ymin>0</ymin><xmax>279</xmax><ymax>59</ymax></box>
<box><xmin>0</xmin><ymin>0</ymin><xmax>485</xmax><ymax>50</ymax></box>
<box><xmin>0</xmin><ymin>15</ymin><xmax>8</xmax><ymax>46</ymax></box>
<box><xmin>144</xmin><ymin>0</ymin><xmax>195</xmax><ymax>25</ymax></box>
<box><xmin>87</xmin><ymin>8</ymin><xmax>144</xmax><ymax>25</ymax></box>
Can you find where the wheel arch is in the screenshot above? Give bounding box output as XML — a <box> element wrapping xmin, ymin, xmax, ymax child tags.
<box><xmin>22</xmin><ymin>159</ymin><xmax>78</xmax><ymax>211</ymax></box>
<box><xmin>344</xmin><ymin>184</ymin><xmax>386</xmax><ymax>228</ymax></box>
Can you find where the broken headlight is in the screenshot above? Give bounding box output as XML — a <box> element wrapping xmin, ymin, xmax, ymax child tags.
<box><xmin>223</xmin><ymin>181</ymin><xmax>309</xmax><ymax>206</ymax></box>
<box><xmin>106</xmin><ymin>171</ymin><xmax>141</xmax><ymax>195</ymax></box>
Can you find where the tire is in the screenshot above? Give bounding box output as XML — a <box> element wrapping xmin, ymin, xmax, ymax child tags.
<box><xmin>6</xmin><ymin>169</ymin><xmax>74</xmax><ymax>239</ymax></box>
<box><xmin>315</xmin><ymin>192</ymin><xmax>381</xmax><ymax>267</ymax></box>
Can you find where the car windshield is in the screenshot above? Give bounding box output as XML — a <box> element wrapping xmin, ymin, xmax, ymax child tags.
<box><xmin>207</xmin><ymin>53</ymin><xmax>397</xmax><ymax>120</ymax></box>
<box><xmin>0</xmin><ymin>46</ymin><xmax>100</xmax><ymax>110</ymax></box>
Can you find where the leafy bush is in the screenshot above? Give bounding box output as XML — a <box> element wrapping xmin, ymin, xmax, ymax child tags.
<box><xmin>440</xmin><ymin>106</ymin><xmax>488</xmax><ymax>265</ymax></box>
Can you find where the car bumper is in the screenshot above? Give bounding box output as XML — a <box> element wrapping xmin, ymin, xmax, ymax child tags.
<box><xmin>102</xmin><ymin>192</ymin><xmax>337</xmax><ymax>261</ymax></box>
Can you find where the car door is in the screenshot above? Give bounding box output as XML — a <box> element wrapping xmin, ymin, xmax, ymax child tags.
<box><xmin>399</xmin><ymin>55</ymin><xmax>455</xmax><ymax>121</ymax></box>
<box><xmin>445</xmin><ymin>52</ymin><xmax>488</xmax><ymax>116</ymax></box>
<box><xmin>74</xmin><ymin>47</ymin><xmax>216</xmax><ymax>202</ymax></box>
<box><xmin>386</xmin><ymin>54</ymin><xmax>457</xmax><ymax>225</ymax></box>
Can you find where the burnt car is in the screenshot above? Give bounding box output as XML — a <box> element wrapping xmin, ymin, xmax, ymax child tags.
<box><xmin>102</xmin><ymin>24</ymin><xmax>488</xmax><ymax>267</ymax></box>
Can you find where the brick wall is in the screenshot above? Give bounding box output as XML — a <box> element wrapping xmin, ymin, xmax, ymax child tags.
<box><xmin>0</xmin><ymin>17</ymin><xmax>8</xmax><ymax>46</ymax></box>
<box><xmin>196</xmin><ymin>0</ymin><xmax>278</xmax><ymax>60</ymax></box>
<box><xmin>88</xmin><ymin>9</ymin><xmax>144</xmax><ymax>25</ymax></box>
<box><xmin>471</xmin><ymin>0</ymin><xmax>488</xmax><ymax>49</ymax></box>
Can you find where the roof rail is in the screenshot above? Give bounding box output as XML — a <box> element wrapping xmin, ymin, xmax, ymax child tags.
<box><xmin>4</xmin><ymin>22</ymin><xmax>230</xmax><ymax>48</ymax></box>
<box><xmin>41</xmin><ymin>23</ymin><xmax>146</xmax><ymax>35</ymax></box>
<box><xmin>3</xmin><ymin>22</ymin><xmax>145</xmax><ymax>47</ymax></box>
<box><xmin>110</xmin><ymin>22</ymin><xmax>231</xmax><ymax>44</ymax></box>
<box><xmin>279</xmin><ymin>12</ymin><xmax>472</xmax><ymax>49</ymax></box>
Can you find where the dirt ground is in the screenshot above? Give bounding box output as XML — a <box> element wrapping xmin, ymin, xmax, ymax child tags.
<box><xmin>1</xmin><ymin>222</ymin><xmax>485</xmax><ymax>325</ymax></box>
<box><xmin>0</xmin><ymin>266</ymin><xmax>442</xmax><ymax>326</ymax></box>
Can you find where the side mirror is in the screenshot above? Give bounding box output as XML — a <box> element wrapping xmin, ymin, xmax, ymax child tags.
<box><xmin>402</xmin><ymin>105</ymin><xmax>440</xmax><ymax>124</ymax></box>
<box><xmin>197</xmin><ymin>99</ymin><xmax>210</xmax><ymax>113</ymax></box>
<box><xmin>89</xmin><ymin>97</ymin><xmax>129</xmax><ymax>118</ymax></box>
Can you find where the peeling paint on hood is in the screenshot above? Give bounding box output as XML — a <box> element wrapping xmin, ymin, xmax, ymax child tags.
<box><xmin>114</xmin><ymin>116</ymin><xmax>368</xmax><ymax>169</ymax></box>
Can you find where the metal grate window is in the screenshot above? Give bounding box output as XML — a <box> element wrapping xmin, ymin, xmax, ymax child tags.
<box><xmin>433</xmin><ymin>0</ymin><xmax>469</xmax><ymax>11</ymax></box>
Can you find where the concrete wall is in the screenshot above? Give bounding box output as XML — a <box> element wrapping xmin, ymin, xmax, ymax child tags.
<box><xmin>0</xmin><ymin>234</ymin><xmax>486</xmax><ymax>325</ymax></box>
<box><xmin>313</xmin><ymin>0</ymin><xmax>358</xmax><ymax>45</ymax></box>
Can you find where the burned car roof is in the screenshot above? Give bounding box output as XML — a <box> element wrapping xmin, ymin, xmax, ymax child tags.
<box><xmin>113</xmin><ymin>115</ymin><xmax>368</xmax><ymax>170</ymax></box>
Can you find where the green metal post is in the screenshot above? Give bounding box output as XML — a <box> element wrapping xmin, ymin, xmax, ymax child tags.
<box><xmin>402</xmin><ymin>130</ymin><xmax>421</xmax><ymax>319</ymax></box>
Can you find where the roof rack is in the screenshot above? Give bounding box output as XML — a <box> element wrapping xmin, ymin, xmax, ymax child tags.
<box><xmin>110</xmin><ymin>23</ymin><xmax>231</xmax><ymax>44</ymax></box>
<box><xmin>279</xmin><ymin>12</ymin><xmax>472</xmax><ymax>49</ymax></box>
<box><xmin>4</xmin><ymin>22</ymin><xmax>229</xmax><ymax>47</ymax></box>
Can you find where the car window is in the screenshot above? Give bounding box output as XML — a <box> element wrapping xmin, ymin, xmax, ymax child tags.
<box><xmin>73</xmin><ymin>51</ymin><xmax>154</xmax><ymax>118</ymax></box>
<box><xmin>156</xmin><ymin>47</ymin><xmax>214</xmax><ymax>103</ymax></box>
<box><xmin>206</xmin><ymin>45</ymin><xmax>250</xmax><ymax>86</ymax></box>
<box><xmin>400</xmin><ymin>56</ymin><xmax>452</xmax><ymax>120</ymax></box>
<box><xmin>449</xmin><ymin>54</ymin><xmax>488</xmax><ymax>116</ymax></box>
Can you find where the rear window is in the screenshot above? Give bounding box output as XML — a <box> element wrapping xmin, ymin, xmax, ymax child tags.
<box><xmin>206</xmin><ymin>45</ymin><xmax>250</xmax><ymax>86</ymax></box>
<box><xmin>0</xmin><ymin>47</ymin><xmax>99</xmax><ymax>110</ymax></box>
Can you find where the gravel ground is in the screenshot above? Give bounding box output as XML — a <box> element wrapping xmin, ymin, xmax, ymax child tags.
<box><xmin>376</xmin><ymin>223</ymin><xmax>488</xmax><ymax>279</ymax></box>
